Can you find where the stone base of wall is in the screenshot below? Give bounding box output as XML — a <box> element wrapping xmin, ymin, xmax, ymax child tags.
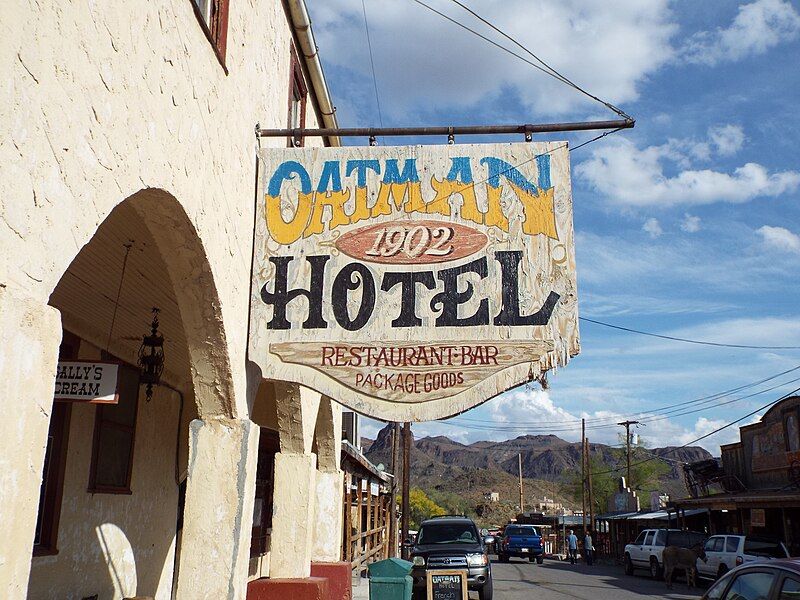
<box><xmin>246</xmin><ymin>577</ymin><xmax>329</xmax><ymax>600</ymax></box>
<box><xmin>311</xmin><ymin>562</ymin><xmax>352</xmax><ymax>600</ymax></box>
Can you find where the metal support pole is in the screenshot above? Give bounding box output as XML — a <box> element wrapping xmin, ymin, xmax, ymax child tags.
<box><xmin>587</xmin><ymin>438</ymin><xmax>594</xmax><ymax>537</ymax></box>
<box><xmin>401</xmin><ymin>422</ymin><xmax>411</xmax><ymax>560</ymax></box>
<box><xmin>518</xmin><ymin>453</ymin><xmax>524</xmax><ymax>514</ymax></box>
<box><xmin>617</xmin><ymin>421</ymin><xmax>640</xmax><ymax>488</ymax></box>
<box><xmin>389</xmin><ymin>422</ymin><xmax>400</xmax><ymax>557</ymax></box>
<box><xmin>256</xmin><ymin>118</ymin><xmax>635</xmax><ymax>142</ymax></box>
<box><xmin>581</xmin><ymin>419</ymin><xmax>586</xmax><ymax>534</ymax></box>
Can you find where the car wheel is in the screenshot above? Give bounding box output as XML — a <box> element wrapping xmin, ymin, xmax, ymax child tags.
<box><xmin>478</xmin><ymin>577</ymin><xmax>494</xmax><ymax>600</ymax></box>
<box><xmin>717</xmin><ymin>564</ymin><xmax>729</xmax><ymax>580</ymax></box>
<box><xmin>537</xmin><ymin>556</ymin><xmax>544</xmax><ymax>565</ymax></box>
<box><xmin>650</xmin><ymin>557</ymin><xmax>663</xmax><ymax>579</ymax></box>
<box><xmin>625</xmin><ymin>554</ymin><xmax>634</xmax><ymax>576</ymax></box>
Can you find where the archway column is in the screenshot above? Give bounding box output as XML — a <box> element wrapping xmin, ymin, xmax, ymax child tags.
<box><xmin>0</xmin><ymin>288</ymin><xmax>62</xmax><ymax>599</ymax></box>
<box><xmin>175</xmin><ymin>417</ymin><xmax>259</xmax><ymax>599</ymax></box>
<box><xmin>312</xmin><ymin>397</ymin><xmax>344</xmax><ymax>563</ymax></box>
<box><xmin>268</xmin><ymin>382</ymin><xmax>321</xmax><ymax>578</ymax></box>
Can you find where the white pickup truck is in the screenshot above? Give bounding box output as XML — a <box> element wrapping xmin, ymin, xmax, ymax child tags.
<box><xmin>624</xmin><ymin>528</ymin><xmax>707</xmax><ymax>579</ymax></box>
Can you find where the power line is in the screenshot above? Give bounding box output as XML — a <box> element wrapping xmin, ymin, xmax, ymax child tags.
<box><xmin>408</xmin><ymin>0</ymin><xmax>631</xmax><ymax>120</ymax></box>
<box><xmin>590</xmin><ymin>386</ymin><xmax>800</xmax><ymax>476</ymax></box>
<box><xmin>444</xmin><ymin>0</ymin><xmax>631</xmax><ymax>120</ymax></box>
<box><xmin>579</xmin><ymin>317</ymin><xmax>800</xmax><ymax>350</ymax></box>
<box><xmin>360</xmin><ymin>0</ymin><xmax>384</xmax><ymax>130</ymax></box>
<box><xmin>449</xmin><ymin>365</ymin><xmax>800</xmax><ymax>428</ymax></box>
<box><xmin>445</xmin><ymin>372</ymin><xmax>800</xmax><ymax>434</ymax></box>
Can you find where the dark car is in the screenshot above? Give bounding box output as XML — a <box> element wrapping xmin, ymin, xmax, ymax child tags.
<box><xmin>702</xmin><ymin>558</ymin><xmax>800</xmax><ymax>600</ymax></box>
<box><xmin>497</xmin><ymin>524</ymin><xmax>544</xmax><ymax>563</ymax></box>
<box><xmin>409</xmin><ymin>516</ymin><xmax>494</xmax><ymax>600</ymax></box>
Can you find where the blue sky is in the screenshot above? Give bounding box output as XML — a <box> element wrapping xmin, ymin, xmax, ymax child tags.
<box><xmin>306</xmin><ymin>0</ymin><xmax>800</xmax><ymax>452</ymax></box>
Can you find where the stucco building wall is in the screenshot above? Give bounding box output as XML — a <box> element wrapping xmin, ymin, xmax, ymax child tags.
<box><xmin>1</xmin><ymin>0</ymin><xmax>343</xmax><ymax>598</ymax></box>
<box><xmin>28</xmin><ymin>341</ymin><xmax>182</xmax><ymax>600</ymax></box>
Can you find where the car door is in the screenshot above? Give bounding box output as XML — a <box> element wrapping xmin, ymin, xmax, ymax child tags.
<box><xmin>721</xmin><ymin>536</ymin><xmax>741</xmax><ymax>571</ymax></box>
<box><xmin>639</xmin><ymin>530</ymin><xmax>655</xmax><ymax>566</ymax></box>
<box><xmin>702</xmin><ymin>536</ymin><xmax>725</xmax><ymax>577</ymax></box>
<box><xmin>628</xmin><ymin>530</ymin><xmax>647</xmax><ymax>565</ymax></box>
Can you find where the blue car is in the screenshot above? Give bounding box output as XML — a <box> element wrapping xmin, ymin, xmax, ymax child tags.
<box><xmin>498</xmin><ymin>524</ymin><xmax>544</xmax><ymax>563</ymax></box>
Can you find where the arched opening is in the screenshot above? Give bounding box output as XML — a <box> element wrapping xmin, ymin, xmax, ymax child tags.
<box><xmin>28</xmin><ymin>189</ymin><xmax>234</xmax><ymax>599</ymax></box>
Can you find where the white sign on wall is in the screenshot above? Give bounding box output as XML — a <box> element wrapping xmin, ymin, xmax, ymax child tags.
<box><xmin>249</xmin><ymin>143</ymin><xmax>580</xmax><ymax>421</ymax></box>
<box><xmin>54</xmin><ymin>361</ymin><xmax>120</xmax><ymax>404</ymax></box>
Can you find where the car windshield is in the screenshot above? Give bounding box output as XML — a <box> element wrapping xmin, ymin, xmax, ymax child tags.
<box><xmin>505</xmin><ymin>526</ymin><xmax>539</xmax><ymax>536</ymax></box>
<box><xmin>418</xmin><ymin>522</ymin><xmax>479</xmax><ymax>545</ymax></box>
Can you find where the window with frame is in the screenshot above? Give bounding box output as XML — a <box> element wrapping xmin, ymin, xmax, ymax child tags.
<box><xmin>88</xmin><ymin>357</ymin><xmax>140</xmax><ymax>494</ymax></box>
<box><xmin>190</xmin><ymin>0</ymin><xmax>230</xmax><ymax>67</ymax></box>
<box><xmin>33</xmin><ymin>331</ymin><xmax>79</xmax><ymax>556</ymax></box>
<box><xmin>287</xmin><ymin>45</ymin><xmax>308</xmax><ymax>145</ymax></box>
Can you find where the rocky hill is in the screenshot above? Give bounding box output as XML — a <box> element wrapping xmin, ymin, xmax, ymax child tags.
<box><xmin>363</xmin><ymin>424</ymin><xmax>713</xmax><ymax>513</ymax></box>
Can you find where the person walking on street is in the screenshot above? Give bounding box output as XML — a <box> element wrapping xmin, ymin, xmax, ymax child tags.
<box><xmin>584</xmin><ymin>530</ymin><xmax>594</xmax><ymax>566</ymax></box>
<box><xmin>566</xmin><ymin>529</ymin><xmax>578</xmax><ymax>564</ymax></box>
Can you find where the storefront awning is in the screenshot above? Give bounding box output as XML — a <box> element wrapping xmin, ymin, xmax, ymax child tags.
<box><xmin>673</xmin><ymin>490</ymin><xmax>800</xmax><ymax>510</ymax></box>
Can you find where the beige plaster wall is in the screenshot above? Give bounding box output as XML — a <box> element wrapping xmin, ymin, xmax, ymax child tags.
<box><xmin>1</xmin><ymin>0</ymin><xmax>325</xmax><ymax>419</ymax></box>
<box><xmin>2</xmin><ymin>0</ymin><xmax>338</xmax><ymax>595</ymax></box>
<box><xmin>0</xmin><ymin>289</ymin><xmax>62</xmax><ymax>596</ymax></box>
<box><xmin>28</xmin><ymin>341</ymin><xmax>183</xmax><ymax>600</ymax></box>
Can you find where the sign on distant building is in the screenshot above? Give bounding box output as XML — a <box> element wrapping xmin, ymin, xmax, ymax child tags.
<box><xmin>54</xmin><ymin>361</ymin><xmax>120</xmax><ymax>404</ymax></box>
<box><xmin>249</xmin><ymin>143</ymin><xmax>579</xmax><ymax>420</ymax></box>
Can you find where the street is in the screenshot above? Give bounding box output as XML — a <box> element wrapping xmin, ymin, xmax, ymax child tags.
<box><xmin>488</xmin><ymin>557</ymin><xmax>706</xmax><ymax>600</ymax></box>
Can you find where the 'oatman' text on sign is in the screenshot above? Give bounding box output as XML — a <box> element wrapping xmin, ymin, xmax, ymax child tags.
<box><xmin>249</xmin><ymin>143</ymin><xmax>580</xmax><ymax>421</ymax></box>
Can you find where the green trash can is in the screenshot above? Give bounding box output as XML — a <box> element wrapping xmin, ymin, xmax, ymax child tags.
<box><xmin>368</xmin><ymin>557</ymin><xmax>413</xmax><ymax>600</ymax></box>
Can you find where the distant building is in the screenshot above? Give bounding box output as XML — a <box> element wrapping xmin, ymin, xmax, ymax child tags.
<box><xmin>484</xmin><ymin>492</ymin><xmax>500</xmax><ymax>503</ymax></box>
<box><xmin>673</xmin><ymin>395</ymin><xmax>800</xmax><ymax>555</ymax></box>
<box><xmin>533</xmin><ymin>496</ymin><xmax>564</xmax><ymax>513</ymax></box>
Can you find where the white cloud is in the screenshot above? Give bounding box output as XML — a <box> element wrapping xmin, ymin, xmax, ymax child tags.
<box><xmin>643</xmin><ymin>218</ymin><xmax>663</xmax><ymax>238</ymax></box>
<box><xmin>757</xmin><ymin>225</ymin><xmax>800</xmax><ymax>253</ymax></box>
<box><xmin>681</xmin><ymin>213</ymin><xmax>701</xmax><ymax>233</ymax></box>
<box><xmin>576</xmin><ymin>137</ymin><xmax>800</xmax><ymax>207</ymax></box>
<box><xmin>308</xmin><ymin>0</ymin><xmax>676</xmax><ymax>119</ymax></box>
<box><xmin>682</xmin><ymin>0</ymin><xmax>800</xmax><ymax>66</ymax></box>
<box><xmin>709</xmin><ymin>124</ymin><xmax>746</xmax><ymax>156</ymax></box>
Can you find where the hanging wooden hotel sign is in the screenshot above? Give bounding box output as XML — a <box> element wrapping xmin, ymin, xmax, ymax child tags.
<box><xmin>54</xmin><ymin>360</ymin><xmax>120</xmax><ymax>404</ymax></box>
<box><xmin>249</xmin><ymin>143</ymin><xmax>580</xmax><ymax>421</ymax></box>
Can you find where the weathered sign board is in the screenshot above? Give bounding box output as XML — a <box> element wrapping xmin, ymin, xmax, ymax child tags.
<box><xmin>249</xmin><ymin>143</ymin><xmax>579</xmax><ymax>421</ymax></box>
<box><xmin>427</xmin><ymin>570</ymin><xmax>468</xmax><ymax>600</ymax></box>
<box><xmin>54</xmin><ymin>361</ymin><xmax>120</xmax><ymax>404</ymax></box>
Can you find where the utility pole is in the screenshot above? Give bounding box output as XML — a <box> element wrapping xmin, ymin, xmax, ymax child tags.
<box><xmin>518</xmin><ymin>453</ymin><xmax>524</xmax><ymax>514</ymax></box>
<box><xmin>389</xmin><ymin>422</ymin><xmax>400</xmax><ymax>557</ymax></box>
<box><xmin>581</xmin><ymin>418</ymin><xmax>586</xmax><ymax>533</ymax></box>
<box><xmin>617</xmin><ymin>420</ymin><xmax>640</xmax><ymax>488</ymax></box>
<box><xmin>586</xmin><ymin>436</ymin><xmax>594</xmax><ymax>534</ymax></box>
<box><xmin>401</xmin><ymin>422</ymin><xmax>411</xmax><ymax>560</ymax></box>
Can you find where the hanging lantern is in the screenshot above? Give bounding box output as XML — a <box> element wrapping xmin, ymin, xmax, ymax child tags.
<box><xmin>138</xmin><ymin>307</ymin><xmax>165</xmax><ymax>401</ymax></box>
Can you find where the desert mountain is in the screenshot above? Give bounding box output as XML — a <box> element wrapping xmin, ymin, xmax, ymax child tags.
<box><xmin>363</xmin><ymin>424</ymin><xmax>713</xmax><ymax>509</ymax></box>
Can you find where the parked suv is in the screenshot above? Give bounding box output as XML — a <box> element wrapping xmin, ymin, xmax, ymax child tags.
<box><xmin>697</xmin><ymin>534</ymin><xmax>790</xmax><ymax>580</ymax></box>
<box><xmin>409</xmin><ymin>516</ymin><xmax>494</xmax><ymax>600</ymax></box>
<box><xmin>497</xmin><ymin>524</ymin><xmax>544</xmax><ymax>564</ymax></box>
<box><xmin>625</xmin><ymin>528</ymin><xmax>707</xmax><ymax>578</ymax></box>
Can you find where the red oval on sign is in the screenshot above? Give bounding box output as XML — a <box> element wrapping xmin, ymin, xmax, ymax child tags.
<box><xmin>335</xmin><ymin>220</ymin><xmax>488</xmax><ymax>265</ymax></box>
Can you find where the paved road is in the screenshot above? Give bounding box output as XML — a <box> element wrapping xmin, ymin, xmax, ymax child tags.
<box><xmin>353</xmin><ymin>556</ymin><xmax>710</xmax><ymax>599</ymax></box>
<box><xmin>486</xmin><ymin>557</ymin><xmax>708</xmax><ymax>600</ymax></box>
